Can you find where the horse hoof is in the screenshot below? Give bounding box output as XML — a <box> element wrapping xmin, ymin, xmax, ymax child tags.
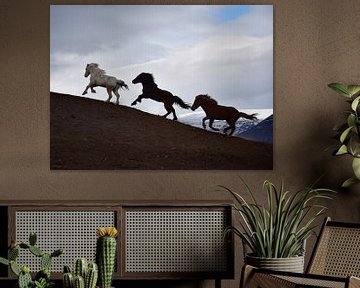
<box><xmin>82</xmin><ymin>92</ymin><xmax>87</xmax><ymax>95</ymax></box>
<box><xmin>131</xmin><ymin>102</ymin><xmax>136</xmax><ymax>106</ymax></box>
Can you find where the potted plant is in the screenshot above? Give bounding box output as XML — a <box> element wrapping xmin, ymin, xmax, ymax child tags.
<box><xmin>0</xmin><ymin>232</ymin><xmax>64</xmax><ymax>288</ymax></box>
<box><xmin>328</xmin><ymin>83</ymin><xmax>360</xmax><ymax>187</ymax></box>
<box><xmin>221</xmin><ymin>179</ymin><xmax>334</xmax><ymax>273</ymax></box>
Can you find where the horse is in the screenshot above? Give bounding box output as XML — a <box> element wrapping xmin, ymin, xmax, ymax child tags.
<box><xmin>82</xmin><ymin>63</ymin><xmax>128</xmax><ymax>105</ymax></box>
<box><xmin>191</xmin><ymin>94</ymin><xmax>258</xmax><ymax>136</ymax></box>
<box><xmin>131</xmin><ymin>72</ymin><xmax>190</xmax><ymax>120</ymax></box>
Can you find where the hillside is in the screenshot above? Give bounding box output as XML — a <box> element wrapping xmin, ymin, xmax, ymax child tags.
<box><xmin>50</xmin><ymin>92</ymin><xmax>273</xmax><ymax>170</ymax></box>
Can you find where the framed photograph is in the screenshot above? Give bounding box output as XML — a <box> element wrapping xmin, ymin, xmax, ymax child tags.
<box><xmin>50</xmin><ymin>5</ymin><xmax>273</xmax><ymax>170</ymax></box>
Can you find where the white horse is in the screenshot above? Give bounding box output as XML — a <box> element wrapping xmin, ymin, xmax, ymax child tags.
<box><xmin>82</xmin><ymin>63</ymin><xmax>128</xmax><ymax>105</ymax></box>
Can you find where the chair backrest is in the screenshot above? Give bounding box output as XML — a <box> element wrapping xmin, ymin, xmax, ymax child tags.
<box><xmin>307</xmin><ymin>217</ymin><xmax>360</xmax><ymax>277</ymax></box>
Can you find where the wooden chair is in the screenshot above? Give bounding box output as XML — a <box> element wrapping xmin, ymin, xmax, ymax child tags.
<box><xmin>241</xmin><ymin>217</ymin><xmax>360</xmax><ymax>288</ymax></box>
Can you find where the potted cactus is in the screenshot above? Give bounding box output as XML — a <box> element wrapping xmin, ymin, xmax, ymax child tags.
<box><xmin>96</xmin><ymin>227</ymin><xmax>118</xmax><ymax>288</ymax></box>
<box><xmin>62</xmin><ymin>258</ymin><xmax>98</xmax><ymax>288</ymax></box>
<box><xmin>0</xmin><ymin>232</ymin><xmax>64</xmax><ymax>288</ymax></box>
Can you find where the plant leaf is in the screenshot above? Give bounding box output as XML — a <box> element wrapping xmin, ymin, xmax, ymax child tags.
<box><xmin>328</xmin><ymin>83</ymin><xmax>351</xmax><ymax>97</ymax></box>
<box><xmin>347</xmin><ymin>85</ymin><xmax>360</xmax><ymax>97</ymax></box>
<box><xmin>352</xmin><ymin>157</ymin><xmax>360</xmax><ymax>180</ymax></box>
<box><xmin>351</xmin><ymin>96</ymin><xmax>360</xmax><ymax>111</ymax></box>
<box><xmin>340</xmin><ymin>126</ymin><xmax>353</xmax><ymax>143</ymax></box>
<box><xmin>342</xmin><ymin>177</ymin><xmax>360</xmax><ymax>188</ymax></box>
<box><xmin>336</xmin><ymin>144</ymin><xmax>348</xmax><ymax>155</ymax></box>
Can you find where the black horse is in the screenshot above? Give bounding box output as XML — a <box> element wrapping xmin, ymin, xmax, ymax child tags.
<box><xmin>131</xmin><ymin>73</ymin><xmax>190</xmax><ymax>120</ymax></box>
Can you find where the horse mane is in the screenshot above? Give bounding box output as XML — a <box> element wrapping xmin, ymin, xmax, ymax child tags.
<box><xmin>142</xmin><ymin>73</ymin><xmax>156</xmax><ymax>83</ymax></box>
<box><xmin>199</xmin><ymin>94</ymin><xmax>218</xmax><ymax>105</ymax></box>
<box><xmin>88</xmin><ymin>63</ymin><xmax>106</xmax><ymax>77</ymax></box>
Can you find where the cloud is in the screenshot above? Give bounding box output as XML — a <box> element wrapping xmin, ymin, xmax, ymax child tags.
<box><xmin>50</xmin><ymin>5</ymin><xmax>273</xmax><ymax>115</ymax></box>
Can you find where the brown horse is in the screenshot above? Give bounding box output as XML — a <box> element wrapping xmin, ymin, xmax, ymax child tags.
<box><xmin>131</xmin><ymin>73</ymin><xmax>190</xmax><ymax>120</ymax></box>
<box><xmin>191</xmin><ymin>94</ymin><xmax>258</xmax><ymax>136</ymax></box>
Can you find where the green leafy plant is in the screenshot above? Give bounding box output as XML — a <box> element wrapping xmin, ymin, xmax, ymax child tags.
<box><xmin>0</xmin><ymin>232</ymin><xmax>63</xmax><ymax>288</ymax></box>
<box><xmin>221</xmin><ymin>179</ymin><xmax>335</xmax><ymax>258</ymax></box>
<box><xmin>328</xmin><ymin>83</ymin><xmax>360</xmax><ymax>187</ymax></box>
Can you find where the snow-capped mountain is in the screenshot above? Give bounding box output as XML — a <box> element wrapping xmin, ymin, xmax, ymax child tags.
<box><xmin>236</xmin><ymin>115</ymin><xmax>273</xmax><ymax>143</ymax></box>
<box><xmin>179</xmin><ymin>109</ymin><xmax>273</xmax><ymax>143</ymax></box>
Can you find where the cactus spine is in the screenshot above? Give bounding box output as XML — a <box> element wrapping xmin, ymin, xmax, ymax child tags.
<box><xmin>96</xmin><ymin>227</ymin><xmax>118</xmax><ymax>288</ymax></box>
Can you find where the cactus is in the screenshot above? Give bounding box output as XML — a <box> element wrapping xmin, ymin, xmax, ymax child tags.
<box><xmin>0</xmin><ymin>232</ymin><xmax>64</xmax><ymax>288</ymax></box>
<box><xmin>18</xmin><ymin>270</ymin><xmax>32</xmax><ymax>288</ymax></box>
<box><xmin>29</xmin><ymin>232</ymin><xmax>37</xmax><ymax>246</ymax></box>
<box><xmin>9</xmin><ymin>246</ymin><xmax>19</xmax><ymax>260</ymax></box>
<box><xmin>85</xmin><ymin>263</ymin><xmax>98</xmax><ymax>288</ymax></box>
<box><xmin>96</xmin><ymin>227</ymin><xmax>118</xmax><ymax>288</ymax></box>
<box><xmin>41</xmin><ymin>253</ymin><xmax>52</xmax><ymax>270</ymax></box>
<box><xmin>29</xmin><ymin>245</ymin><xmax>44</xmax><ymax>257</ymax></box>
<box><xmin>63</xmin><ymin>260</ymin><xmax>98</xmax><ymax>288</ymax></box>
<box><xmin>63</xmin><ymin>272</ymin><xmax>74</xmax><ymax>288</ymax></box>
<box><xmin>74</xmin><ymin>258</ymin><xmax>88</xmax><ymax>279</ymax></box>
<box><xmin>74</xmin><ymin>275</ymin><xmax>85</xmax><ymax>288</ymax></box>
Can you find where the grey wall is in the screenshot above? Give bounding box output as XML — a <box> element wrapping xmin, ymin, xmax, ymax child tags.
<box><xmin>1</xmin><ymin>1</ymin><xmax>360</xmax><ymax>287</ymax></box>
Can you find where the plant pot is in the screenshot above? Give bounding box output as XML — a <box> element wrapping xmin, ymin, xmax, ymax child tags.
<box><xmin>245</xmin><ymin>254</ymin><xmax>304</xmax><ymax>273</ymax></box>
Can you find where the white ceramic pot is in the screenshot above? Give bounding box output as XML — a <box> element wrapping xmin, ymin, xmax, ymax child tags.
<box><xmin>245</xmin><ymin>254</ymin><xmax>305</xmax><ymax>273</ymax></box>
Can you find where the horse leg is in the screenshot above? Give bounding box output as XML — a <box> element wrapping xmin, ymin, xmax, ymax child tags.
<box><xmin>209</xmin><ymin>119</ymin><xmax>220</xmax><ymax>131</ymax></box>
<box><xmin>131</xmin><ymin>95</ymin><xmax>143</xmax><ymax>106</ymax></box>
<box><xmin>91</xmin><ymin>87</ymin><xmax>96</xmax><ymax>93</ymax></box>
<box><xmin>162</xmin><ymin>104</ymin><xmax>177</xmax><ymax>120</ymax></box>
<box><xmin>82</xmin><ymin>84</ymin><xmax>91</xmax><ymax>95</ymax></box>
<box><xmin>224</xmin><ymin>124</ymin><xmax>236</xmax><ymax>135</ymax></box>
<box><xmin>106</xmin><ymin>86</ymin><xmax>113</xmax><ymax>103</ymax></box>
<box><xmin>202</xmin><ymin>117</ymin><xmax>209</xmax><ymax>129</ymax></box>
<box><xmin>113</xmin><ymin>86</ymin><xmax>121</xmax><ymax>105</ymax></box>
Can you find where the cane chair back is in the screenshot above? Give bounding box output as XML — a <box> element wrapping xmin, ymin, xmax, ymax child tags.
<box><xmin>307</xmin><ymin>217</ymin><xmax>360</xmax><ymax>277</ymax></box>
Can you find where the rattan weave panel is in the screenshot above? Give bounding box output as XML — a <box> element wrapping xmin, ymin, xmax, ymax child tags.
<box><xmin>310</xmin><ymin>226</ymin><xmax>360</xmax><ymax>277</ymax></box>
<box><xmin>277</xmin><ymin>275</ymin><xmax>345</xmax><ymax>288</ymax></box>
<box><xmin>125</xmin><ymin>210</ymin><xmax>227</xmax><ymax>273</ymax></box>
<box><xmin>15</xmin><ymin>211</ymin><xmax>115</xmax><ymax>272</ymax></box>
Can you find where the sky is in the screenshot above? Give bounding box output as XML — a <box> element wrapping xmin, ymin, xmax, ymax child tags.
<box><xmin>50</xmin><ymin>5</ymin><xmax>273</xmax><ymax>117</ymax></box>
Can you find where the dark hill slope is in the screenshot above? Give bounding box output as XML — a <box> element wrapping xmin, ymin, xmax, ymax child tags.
<box><xmin>50</xmin><ymin>92</ymin><xmax>273</xmax><ymax>169</ymax></box>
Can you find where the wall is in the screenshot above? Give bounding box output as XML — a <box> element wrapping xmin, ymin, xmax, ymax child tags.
<box><xmin>1</xmin><ymin>0</ymin><xmax>360</xmax><ymax>287</ymax></box>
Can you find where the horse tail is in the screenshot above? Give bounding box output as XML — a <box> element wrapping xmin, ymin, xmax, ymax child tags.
<box><xmin>238</xmin><ymin>112</ymin><xmax>258</xmax><ymax>121</ymax></box>
<box><xmin>173</xmin><ymin>96</ymin><xmax>191</xmax><ymax>109</ymax></box>
<box><xmin>117</xmin><ymin>80</ymin><xmax>129</xmax><ymax>90</ymax></box>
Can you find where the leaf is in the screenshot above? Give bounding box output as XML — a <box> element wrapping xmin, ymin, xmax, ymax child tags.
<box><xmin>347</xmin><ymin>114</ymin><xmax>356</xmax><ymax>128</ymax></box>
<box><xmin>336</xmin><ymin>144</ymin><xmax>348</xmax><ymax>155</ymax></box>
<box><xmin>349</xmin><ymin>135</ymin><xmax>360</xmax><ymax>157</ymax></box>
<box><xmin>0</xmin><ymin>257</ymin><xmax>9</xmax><ymax>266</ymax></box>
<box><xmin>342</xmin><ymin>177</ymin><xmax>360</xmax><ymax>188</ymax></box>
<box><xmin>352</xmin><ymin>157</ymin><xmax>360</xmax><ymax>179</ymax></box>
<box><xmin>347</xmin><ymin>85</ymin><xmax>360</xmax><ymax>97</ymax></box>
<box><xmin>351</xmin><ymin>96</ymin><xmax>360</xmax><ymax>111</ymax></box>
<box><xmin>340</xmin><ymin>126</ymin><xmax>353</xmax><ymax>143</ymax></box>
<box><xmin>328</xmin><ymin>83</ymin><xmax>351</xmax><ymax>97</ymax></box>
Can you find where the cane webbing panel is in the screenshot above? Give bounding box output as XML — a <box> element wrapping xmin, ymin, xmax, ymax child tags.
<box><xmin>15</xmin><ymin>211</ymin><xmax>115</xmax><ymax>272</ymax></box>
<box><xmin>277</xmin><ymin>275</ymin><xmax>345</xmax><ymax>288</ymax></box>
<box><xmin>125</xmin><ymin>210</ymin><xmax>227</xmax><ymax>273</ymax></box>
<box><xmin>309</xmin><ymin>226</ymin><xmax>360</xmax><ymax>277</ymax></box>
